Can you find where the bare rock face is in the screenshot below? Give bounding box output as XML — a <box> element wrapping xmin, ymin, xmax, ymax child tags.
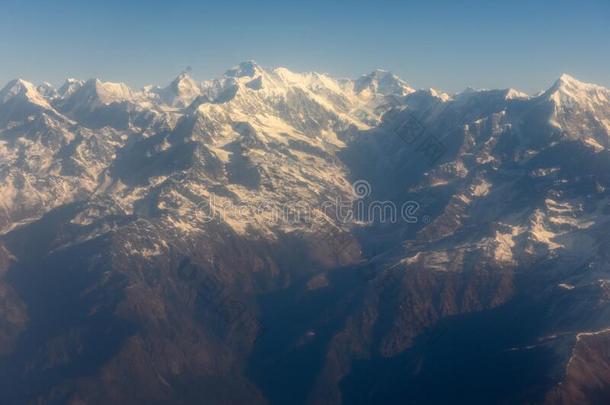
<box><xmin>546</xmin><ymin>329</ymin><xmax>610</xmax><ymax>405</ymax></box>
<box><xmin>1</xmin><ymin>66</ymin><xmax>610</xmax><ymax>404</ymax></box>
<box><xmin>0</xmin><ymin>243</ymin><xmax>27</xmax><ymax>355</ymax></box>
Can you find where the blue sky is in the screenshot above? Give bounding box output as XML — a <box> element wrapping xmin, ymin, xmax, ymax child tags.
<box><xmin>1</xmin><ymin>0</ymin><xmax>609</xmax><ymax>93</ymax></box>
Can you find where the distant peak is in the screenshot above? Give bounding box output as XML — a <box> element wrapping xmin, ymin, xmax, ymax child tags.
<box><xmin>9</xmin><ymin>78</ymin><xmax>33</xmax><ymax>87</ymax></box>
<box><xmin>549</xmin><ymin>73</ymin><xmax>602</xmax><ymax>93</ymax></box>
<box><xmin>58</xmin><ymin>78</ymin><xmax>85</xmax><ymax>98</ymax></box>
<box><xmin>558</xmin><ymin>73</ymin><xmax>579</xmax><ymax>83</ymax></box>
<box><xmin>73</xmin><ymin>78</ymin><xmax>133</xmax><ymax>104</ymax></box>
<box><xmin>545</xmin><ymin>73</ymin><xmax>608</xmax><ymax>96</ymax></box>
<box><xmin>354</xmin><ymin>69</ymin><xmax>413</xmax><ymax>96</ymax></box>
<box><xmin>63</xmin><ymin>77</ymin><xmax>84</xmax><ymax>86</ymax></box>
<box><xmin>175</xmin><ymin>71</ymin><xmax>194</xmax><ymax>82</ymax></box>
<box><xmin>0</xmin><ymin>78</ymin><xmax>51</xmax><ymax>107</ymax></box>
<box><xmin>543</xmin><ymin>73</ymin><xmax>609</xmax><ymax>110</ymax></box>
<box><xmin>167</xmin><ymin>72</ymin><xmax>198</xmax><ymax>90</ymax></box>
<box><xmin>370</xmin><ymin>69</ymin><xmax>391</xmax><ymax>76</ymax></box>
<box><xmin>456</xmin><ymin>86</ymin><xmax>527</xmax><ymax>100</ymax></box>
<box><xmin>78</xmin><ymin>78</ymin><xmax>102</xmax><ymax>90</ymax></box>
<box><xmin>552</xmin><ymin>73</ymin><xmax>584</xmax><ymax>89</ymax></box>
<box><xmin>0</xmin><ymin>79</ymin><xmax>34</xmax><ymax>95</ymax></box>
<box><xmin>358</xmin><ymin>69</ymin><xmax>397</xmax><ymax>83</ymax></box>
<box><xmin>0</xmin><ymin>78</ymin><xmax>34</xmax><ymax>98</ymax></box>
<box><xmin>37</xmin><ymin>81</ymin><xmax>58</xmax><ymax>99</ymax></box>
<box><xmin>157</xmin><ymin>72</ymin><xmax>201</xmax><ymax>107</ymax></box>
<box><xmin>60</xmin><ymin>77</ymin><xmax>85</xmax><ymax>89</ymax></box>
<box><xmin>504</xmin><ymin>88</ymin><xmax>529</xmax><ymax>100</ymax></box>
<box><xmin>225</xmin><ymin>60</ymin><xmax>263</xmax><ymax>78</ymax></box>
<box><xmin>460</xmin><ymin>86</ymin><xmax>479</xmax><ymax>94</ymax></box>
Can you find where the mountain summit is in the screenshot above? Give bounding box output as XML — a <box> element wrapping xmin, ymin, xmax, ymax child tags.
<box><xmin>155</xmin><ymin>72</ymin><xmax>201</xmax><ymax>107</ymax></box>
<box><xmin>224</xmin><ymin>60</ymin><xmax>264</xmax><ymax>78</ymax></box>
<box><xmin>354</xmin><ymin>69</ymin><xmax>415</xmax><ymax>97</ymax></box>
<box><xmin>0</xmin><ymin>78</ymin><xmax>51</xmax><ymax>108</ymax></box>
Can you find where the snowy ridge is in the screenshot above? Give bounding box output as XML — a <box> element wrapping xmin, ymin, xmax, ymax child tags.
<box><xmin>543</xmin><ymin>74</ymin><xmax>610</xmax><ymax>141</ymax></box>
<box><xmin>153</xmin><ymin>72</ymin><xmax>202</xmax><ymax>108</ymax></box>
<box><xmin>0</xmin><ymin>62</ymin><xmax>418</xmax><ymax>236</ymax></box>
<box><xmin>1</xmin><ymin>65</ymin><xmax>609</xmax><ymax>243</ymax></box>
<box><xmin>0</xmin><ymin>79</ymin><xmax>52</xmax><ymax>109</ymax></box>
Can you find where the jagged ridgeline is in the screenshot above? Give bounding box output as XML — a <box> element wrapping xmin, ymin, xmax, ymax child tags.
<box><xmin>1</xmin><ymin>63</ymin><xmax>610</xmax><ymax>404</ymax></box>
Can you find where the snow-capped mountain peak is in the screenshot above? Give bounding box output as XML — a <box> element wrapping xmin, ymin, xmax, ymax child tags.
<box><xmin>454</xmin><ymin>86</ymin><xmax>528</xmax><ymax>101</ymax></box>
<box><xmin>36</xmin><ymin>82</ymin><xmax>58</xmax><ymax>100</ymax></box>
<box><xmin>504</xmin><ymin>88</ymin><xmax>529</xmax><ymax>100</ymax></box>
<box><xmin>546</xmin><ymin>73</ymin><xmax>609</xmax><ymax>105</ymax></box>
<box><xmin>224</xmin><ymin>60</ymin><xmax>264</xmax><ymax>78</ymax></box>
<box><xmin>156</xmin><ymin>72</ymin><xmax>201</xmax><ymax>107</ymax></box>
<box><xmin>354</xmin><ymin>69</ymin><xmax>414</xmax><ymax>97</ymax></box>
<box><xmin>55</xmin><ymin>78</ymin><xmax>134</xmax><ymax>114</ymax></box>
<box><xmin>0</xmin><ymin>78</ymin><xmax>51</xmax><ymax>108</ymax></box>
<box><xmin>555</xmin><ymin>73</ymin><xmax>586</xmax><ymax>88</ymax></box>
<box><xmin>541</xmin><ymin>73</ymin><xmax>610</xmax><ymax>138</ymax></box>
<box><xmin>87</xmin><ymin>78</ymin><xmax>133</xmax><ymax>104</ymax></box>
<box><xmin>171</xmin><ymin>72</ymin><xmax>199</xmax><ymax>92</ymax></box>
<box><xmin>58</xmin><ymin>78</ymin><xmax>85</xmax><ymax>98</ymax></box>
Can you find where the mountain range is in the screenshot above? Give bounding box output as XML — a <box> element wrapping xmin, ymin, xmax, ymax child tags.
<box><xmin>1</xmin><ymin>61</ymin><xmax>610</xmax><ymax>404</ymax></box>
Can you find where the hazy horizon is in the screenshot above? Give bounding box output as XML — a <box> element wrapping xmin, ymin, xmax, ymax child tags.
<box><xmin>0</xmin><ymin>61</ymin><xmax>603</xmax><ymax>98</ymax></box>
<box><xmin>2</xmin><ymin>0</ymin><xmax>609</xmax><ymax>93</ymax></box>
